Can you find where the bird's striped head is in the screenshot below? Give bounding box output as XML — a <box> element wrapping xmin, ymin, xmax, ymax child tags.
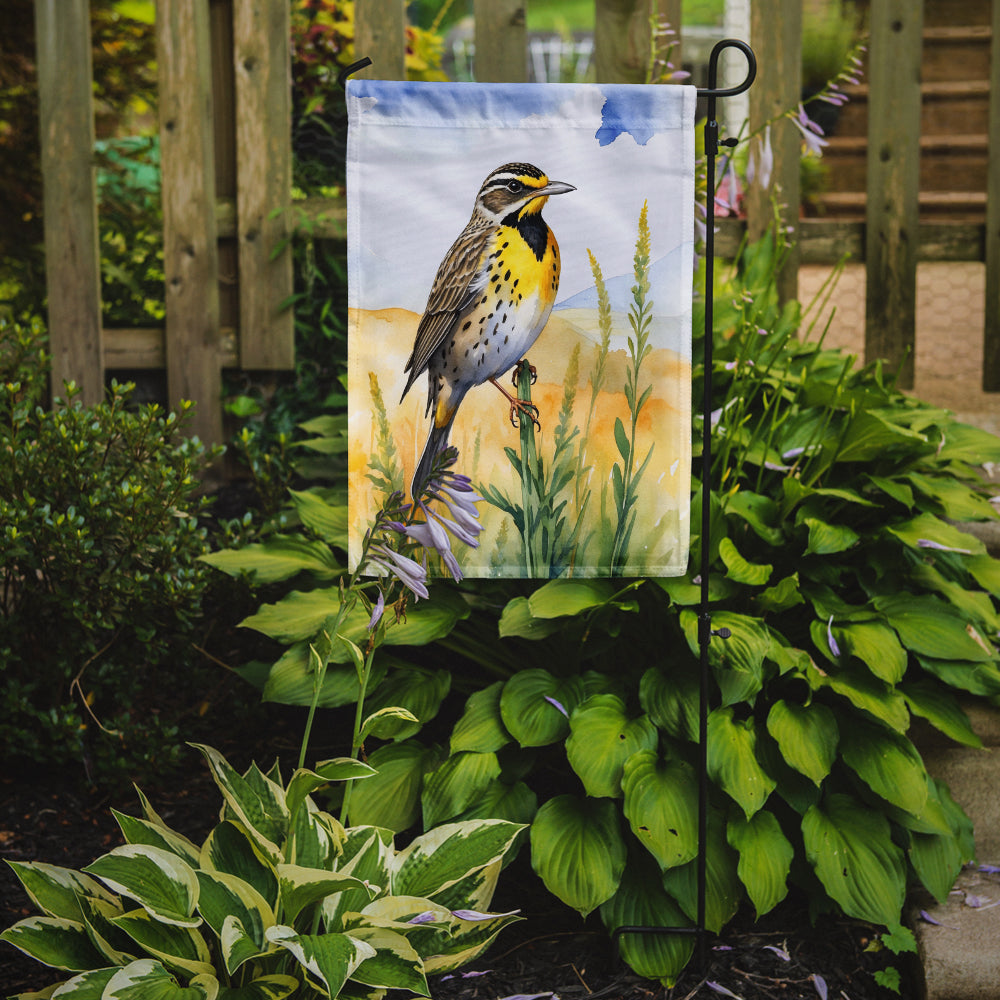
<box><xmin>474</xmin><ymin>163</ymin><xmax>575</xmax><ymax>224</ymax></box>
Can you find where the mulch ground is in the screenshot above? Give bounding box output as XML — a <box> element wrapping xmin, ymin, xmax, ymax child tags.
<box><xmin>1</xmin><ymin>742</ymin><xmax>913</xmax><ymax>1000</ymax></box>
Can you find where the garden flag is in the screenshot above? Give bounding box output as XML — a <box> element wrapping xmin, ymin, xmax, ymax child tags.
<box><xmin>347</xmin><ymin>80</ymin><xmax>696</xmax><ymax>578</ymax></box>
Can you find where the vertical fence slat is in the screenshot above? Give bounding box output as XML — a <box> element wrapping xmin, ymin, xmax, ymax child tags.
<box><xmin>746</xmin><ymin>0</ymin><xmax>801</xmax><ymax>304</ymax></box>
<box><xmin>659</xmin><ymin>0</ymin><xmax>682</xmax><ymax>74</ymax></box>
<box><xmin>354</xmin><ymin>0</ymin><xmax>406</xmax><ymax>80</ymax></box>
<box><xmin>983</xmin><ymin>0</ymin><xmax>1000</xmax><ymax>390</ymax></box>
<box><xmin>233</xmin><ymin>0</ymin><xmax>294</xmax><ymax>369</ymax></box>
<box><xmin>594</xmin><ymin>0</ymin><xmax>653</xmax><ymax>83</ymax></box>
<box><xmin>157</xmin><ymin>0</ymin><xmax>222</xmax><ymax>445</ymax></box>
<box><xmin>865</xmin><ymin>0</ymin><xmax>923</xmax><ymax>389</ymax></box>
<box><xmin>34</xmin><ymin>0</ymin><xmax>103</xmax><ymax>405</ymax></box>
<box><xmin>474</xmin><ymin>0</ymin><xmax>526</xmax><ymax>82</ymax></box>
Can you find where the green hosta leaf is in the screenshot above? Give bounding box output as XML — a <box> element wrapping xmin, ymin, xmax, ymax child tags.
<box><xmin>906</xmin><ymin>472</ymin><xmax>998</xmax><ymax>521</ymax></box>
<box><xmin>655</xmin><ymin>573</ymin><xmax>738</xmax><ymax>606</ymax></box>
<box><xmin>362</xmin><ymin>667</ymin><xmax>451</xmax><ymax>740</ymax></box>
<box><xmin>802</xmin><ymin>793</ymin><xmax>906</xmax><ymax>926</ymax></box>
<box><xmin>765</xmin><ymin>700</ymin><xmax>838</xmax><ymax>786</ymax></box>
<box><xmin>639</xmin><ymin>664</ymin><xmax>699</xmax><ymax>742</ymax></box>
<box><xmin>530</xmin><ymin>795</ymin><xmax>626</xmax><ymax>917</ymax></box>
<box><xmin>911</xmin><ymin>562</ymin><xmax>1000</xmax><ymax>633</ymax></box>
<box><xmin>393</xmin><ymin>820</ymin><xmax>523</xmax><ymax>900</ymax></box>
<box><xmin>835</xmin><ymin>410</ymin><xmax>927</xmax><ymax>463</ymax></box>
<box><xmin>499</xmin><ymin>670</ymin><xmax>584</xmax><ymax>747</ymax></box>
<box><xmin>103</xmin><ymin>959</ymin><xmax>218</xmax><ymax>999</ymax></box>
<box><xmin>277</xmin><ymin>865</ymin><xmax>374</xmax><ymax>925</ymax></box>
<box><xmin>421</xmin><ymin>751</ymin><xmax>502</xmax><ymax>828</ymax></box>
<box><xmin>285</xmin><ymin>759</ymin><xmax>376</xmax><ymax>821</ymax></box>
<box><xmin>111</xmin><ymin>908</ymin><xmax>214</xmax><ymax>978</ymax></box>
<box><xmin>195</xmin><ymin>871</ymin><xmax>273</xmax><ymax>974</ymax></box>
<box><xmin>346</xmin><ymin>926</ymin><xmax>428</xmax><ymax>994</ymax></box>
<box><xmin>916</xmin><ymin>655</ymin><xmax>1000</xmax><ymax>697</ymax></box>
<box><xmin>718</xmin><ymin>537</ymin><xmax>772</xmax><ymax>586</ymax></box>
<box><xmin>707</xmin><ymin>708</ymin><xmax>775</xmax><ymax>818</ymax></box>
<box><xmin>260</xmin><ymin>643</ymin><xmax>387</xmax><ymax>709</ymax></box>
<box><xmin>727</xmin><ymin>811</ymin><xmax>793</xmax><ymax>918</ymax></box>
<box><xmin>901</xmin><ymin>680</ymin><xmax>982</xmax><ymax>748</ymax></box>
<box><xmin>216</xmin><ymin>975</ymin><xmax>299</xmax><ymax>1000</ymax></box>
<box><xmin>802</xmin><ymin>517</ymin><xmax>859</xmax><ymax>556</ymax></box>
<box><xmin>808</xmin><ymin>660</ymin><xmax>910</xmax><ymax>732</ymax></box>
<box><xmin>599</xmin><ymin>853</ymin><xmax>694</xmax><ymax>987</ymax></box>
<box><xmin>200</xmin><ymin>535</ymin><xmax>341</xmax><ymax>584</ymax></box>
<box><xmin>874</xmin><ymin>594</ymin><xmax>995</xmax><ymax>662</ymax></box>
<box><xmin>909</xmin><ymin>827</ymin><xmax>966</xmax><ymax>905</ymax></box>
<box><xmin>621</xmin><ymin>751</ymin><xmax>698</xmax><ymax>871</ymax></box>
<box><xmin>190</xmin><ymin>746</ymin><xmax>287</xmax><ymax>862</ymax></box>
<box><xmin>724</xmin><ymin>490</ymin><xmax>784</xmax><ymax>545</ymax></box>
<box><xmin>839</xmin><ymin>718</ymin><xmax>928</xmax><ymax>816</ymax></box>
<box><xmin>680</xmin><ymin>610</ymin><xmax>770</xmax><ymax>706</ymax></box>
<box><xmin>453</xmin><ymin>779</ymin><xmax>538</xmax><ymax>826</ymax></box>
<box><xmin>497</xmin><ymin>596</ymin><xmax>564</xmax><ymax>639</ymax></box>
<box><xmin>112</xmin><ymin>812</ymin><xmax>201</xmax><ymax>868</ymax></box>
<box><xmin>661</xmin><ymin>811</ymin><xmax>741</xmax><ymax>933</ymax></box>
<box><xmin>450</xmin><ymin>682</ymin><xmax>511</xmax><ymax>754</ymax></box>
<box><xmin>265</xmin><ymin>926</ymin><xmax>375</xmax><ymax>998</ymax></box>
<box><xmin>526</xmin><ymin>578</ymin><xmax>617</xmax><ymax>617</ymax></box>
<box><xmin>83</xmin><ymin>846</ymin><xmax>200</xmax><ymax>928</ymax></box>
<box><xmin>288</xmin><ymin>488</ymin><xmax>349</xmax><ymax>546</ymax></box>
<box><xmin>935</xmin><ymin>421</ymin><xmax>1000</xmax><ymax>464</ymax></box>
<box><xmin>834</xmin><ymin>621</ymin><xmax>907</xmax><ymax>684</ymax></box>
<box><xmin>199</xmin><ymin>822</ymin><xmax>278</xmax><ymax>910</ymax></box>
<box><xmin>886</xmin><ymin>512</ymin><xmax>985</xmax><ymax>556</ymax></box>
<box><xmin>347</xmin><ymin>740</ymin><xmax>442</xmax><ymax>832</ymax></box>
<box><xmin>0</xmin><ymin>916</ymin><xmax>107</xmax><ymax>971</ymax></box>
<box><xmin>565</xmin><ymin>695</ymin><xmax>658</xmax><ymax>798</ymax></box>
<box><xmin>755</xmin><ymin>573</ymin><xmax>804</xmax><ymax>614</ymax></box>
<box><xmin>4</xmin><ymin>862</ymin><xmax>117</xmax><ymax>923</ymax></box>
<box><xmin>967</xmin><ymin>553</ymin><xmax>1000</xmax><ymax>597</ymax></box>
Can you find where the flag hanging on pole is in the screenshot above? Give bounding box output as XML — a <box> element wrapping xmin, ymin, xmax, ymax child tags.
<box><xmin>347</xmin><ymin>80</ymin><xmax>696</xmax><ymax>578</ymax></box>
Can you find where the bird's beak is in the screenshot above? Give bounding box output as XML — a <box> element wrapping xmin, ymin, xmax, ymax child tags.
<box><xmin>536</xmin><ymin>180</ymin><xmax>576</xmax><ymax>197</ymax></box>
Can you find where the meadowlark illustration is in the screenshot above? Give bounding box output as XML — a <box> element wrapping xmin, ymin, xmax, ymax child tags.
<box><xmin>401</xmin><ymin>162</ymin><xmax>575</xmax><ymax>498</ymax></box>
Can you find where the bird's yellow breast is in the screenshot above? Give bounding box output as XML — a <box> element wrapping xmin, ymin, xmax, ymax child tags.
<box><xmin>489</xmin><ymin>223</ymin><xmax>560</xmax><ymax>307</ymax></box>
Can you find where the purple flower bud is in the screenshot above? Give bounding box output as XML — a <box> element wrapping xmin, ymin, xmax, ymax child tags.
<box><xmin>544</xmin><ymin>695</ymin><xmax>569</xmax><ymax>718</ymax></box>
<box><xmin>827</xmin><ymin>616</ymin><xmax>841</xmax><ymax>658</ymax></box>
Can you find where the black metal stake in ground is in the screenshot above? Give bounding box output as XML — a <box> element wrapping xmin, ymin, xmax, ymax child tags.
<box><xmin>612</xmin><ymin>38</ymin><xmax>756</xmax><ymax>973</ymax></box>
<box><xmin>340</xmin><ymin>45</ymin><xmax>758</xmax><ymax>975</ymax></box>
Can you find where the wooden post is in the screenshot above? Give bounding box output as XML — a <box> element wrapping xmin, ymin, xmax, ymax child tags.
<box><xmin>659</xmin><ymin>0</ymin><xmax>682</xmax><ymax>78</ymax></box>
<box><xmin>233</xmin><ymin>0</ymin><xmax>294</xmax><ymax>369</ymax></box>
<box><xmin>594</xmin><ymin>0</ymin><xmax>653</xmax><ymax>84</ymax></box>
<box><xmin>34</xmin><ymin>0</ymin><xmax>104</xmax><ymax>405</ymax></box>
<box><xmin>746</xmin><ymin>0</ymin><xmax>801</xmax><ymax>305</ymax></box>
<box><xmin>157</xmin><ymin>0</ymin><xmax>223</xmax><ymax>444</ymax></box>
<box><xmin>865</xmin><ymin>0</ymin><xmax>923</xmax><ymax>389</ymax></box>
<box><xmin>983</xmin><ymin>0</ymin><xmax>1000</xmax><ymax>390</ymax></box>
<box><xmin>474</xmin><ymin>0</ymin><xmax>526</xmax><ymax>83</ymax></box>
<box><xmin>354</xmin><ymin>0</ymin><xmax>406</xmax><ymax>80</ymax></box>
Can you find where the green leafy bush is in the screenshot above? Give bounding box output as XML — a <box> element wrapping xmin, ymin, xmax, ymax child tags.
<box><xmin>0</xmin><ymin>317</ymin><xmax>219</xmax><ymax>782</ymax></box>
<box><xmin>210</xmin><ymin>233</ymin><xmax>1000</xmax><ymax>985</ymax></box>
<box><xmin>1</xmin><ymin>743</ymin><xmax>523</xmax><ymax>998</ymax></box>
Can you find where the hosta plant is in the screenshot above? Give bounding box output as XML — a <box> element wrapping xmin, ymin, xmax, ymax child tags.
<box><xmin>1</xmin><ymin>744</ymin><xmax>523</xmax><ymax>999</ymax></box>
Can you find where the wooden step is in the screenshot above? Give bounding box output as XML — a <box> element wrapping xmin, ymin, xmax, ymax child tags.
<box><xmin>822</xmin><ymin>134</ymin><xmax>989</xmax><ymax>193</ymax></box>
<box><xmin>813</xmin><ymin>190</ymin><xmax>987</xmax><ymax>222</ymax></box>
<box><xmin>922</xmin><ymin>25</ymin><xmax>992</xmax><ymax>83</ymax></box>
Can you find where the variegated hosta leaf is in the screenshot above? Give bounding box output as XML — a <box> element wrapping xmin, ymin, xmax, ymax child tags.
<box><xmin>83</xmin><ymin>846</ymin><xmax>200</xmax><ymax>928</ymax></box>
<box><xmin>566</xmin><ymin>695</ymin><xmax>658</xmax><ymax>799</ymax></box>
<box><xmin>726</xmin><ymin>810</ymin><xmax>793</xmax><ymax>918</ymax></box>
<box><xmin>599</xmin><ymin>854</ymin><xmax>694</xmax><ymax>987</ymax></box>
<box><xmin>195</xmin><ymin>871</ymin><xmax>274</xmax><ymax>974</ymax></box>
<box><xmin>421</xmin><ymin>907</ymin><xmax>522</xmax><ymax>975</ymax></box>
<box><xmin>802</xmin><ymin>793</ymin><xmax>906</xmax><ymax>926</ymax></box>
<box><xmin>621</xmin><ymin>751</ymin><xmax>698</xmax><ymax>871</ymax></box>
<box><xmin>276</xmin><ymin>864</ymin><xmax>375</xmax><ymax>925</ymax></box>
<box><xmin>77</xmin><ymin>894</ymin><xmax>136</xmax><ymax>966</ymax></box>
<box><xmin>322</xmin><ymin>829</ymin><xmax>392</xmax><ymax>931</ymax></box>
<box><xmin>425</xmin><ymin>859</ymin><xmax>501</xmax><ymax>915</ymax></box>
<box><xmin>287</xmin><ymin>803</ymin><xmax>342</xmax><ymax>870</ymax></box>
<box><xmin>265</xmin><ymin>925</ymin><xmax>376</xmax><ymax>998</ymax></box>
<box><xmin>112</xmin><ymin>810</ymin><xmax>201</xmax><ymax>868</ymax></box>
<box><xmin>214</xmin><ymin>974</ymin><xmax>300</xmax><ymax>999</ymax></box>
<box><xmin>285</xmin><ymin>760</ymin><xmax>376</xmax><ymax>823</ymax></box>
<box><xmin>4</xmin><ymin>861</ymin><xmax>118</xmax><ymax>922</ymax></box>
<box><xmin>190</xmin><ymin>745</ymin><xmax>287</xmax><ymax>863</ymax></box>
<box><xmin>391</xmin><ymin>820</ymin><xmax>524</xmax><ymax>901</ymax></box>
<box><xmin>529</xmin><ymin>795</ymin><xmax>626</xmax><ymax>917</ymax></box>
<box><xmin>0</xmin><ymin>916</ymin><xmax>107</xmax><ymax>971</ymax></box>
<box><xmin>110</xmin><ymin>908</ymin><xmax>214</xmax><ymax>978</ymax></box>
<box><xmin>345</xmin><ymin>926</ymin><xmax>429</xmax><ymax>995</ymax></box>
<box><xmin>102</xmin><ymin>958</ymin><xmax>218</xmax><ymax>999</ymax></box>
<box><xmin>706</xmin><ymin>707</ymin><xmax>776</xmax><ymax>819</ymax></box>
<box><xmin>47</xmin><ymin>965</ymin><xmax>118</xmax><ymax>997</ymax></box>
<box><xmin>765</xmin><ymin>700</ymin><xmax>838</xmax><ymax>786</ymax></box>
<box><xmin>219</xmin><ymin>915</ymin><xmax>269</xmax><ymax>979</ymax></box>
<box><xmin>200</xmin><ymin>822</ymin><xmax>278</xmax><ymax>910</ymax></box>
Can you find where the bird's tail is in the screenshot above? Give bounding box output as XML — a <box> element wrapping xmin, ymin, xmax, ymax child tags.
<box><xmin>411</xmin><ymin>416</ymin><xmax>455</xmax><ymax>501</ymax></box>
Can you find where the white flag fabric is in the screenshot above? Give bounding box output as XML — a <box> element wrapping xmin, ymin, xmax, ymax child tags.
<box><xmin>347</xmin><ymin>80</ymin><xmax>695</xmax><ymax>578</ymax></box>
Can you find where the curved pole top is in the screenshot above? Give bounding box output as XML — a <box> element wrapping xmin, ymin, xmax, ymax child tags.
<box><xmin>696</xmin><ymin>39</ymin><xmax>756</xmax><ymax>99</ymax></box>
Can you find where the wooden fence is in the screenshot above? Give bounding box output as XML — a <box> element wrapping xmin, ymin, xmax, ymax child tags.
<box><xmin>33</xmin><ymin>0</ymin><xmax>1000</xmax><ymax>444</ymax></box>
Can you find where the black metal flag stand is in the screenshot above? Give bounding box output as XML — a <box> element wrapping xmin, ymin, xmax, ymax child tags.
<box><xmin>340</xmin><ymin>39</ymin><xmax>758</xmax><ymax>974</ymax></box>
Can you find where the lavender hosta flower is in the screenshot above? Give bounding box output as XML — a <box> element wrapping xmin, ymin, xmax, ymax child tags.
<box><xmin>544</xmin><ymin>695</ymin><xmax>569</xmax><ymax>718</ymax></box>
<box><xmin>747</xmin><ymin>124</ymin><xmax>774</xmax><ymax>191</ymax></box>
<box><xmin>406</xmin><ymin>517</ymin><xmax>463</xmax><ymax>581</ymax></box>
<box><xmin>791</xmin><ymin>103</ymin><xmax>828</xmax><ymax>157</ymax></box>
<box><xmin>367</xmin><ymin>543</ymin><xmax>429</xmax><ymax>600</ymax></box>
<box><xmin>367</xmin><ymin>589</ymin><xmax>385</xmax><ymax>631</ymax></box>
<box><xmin>827</xmin><ymin>615</ymin><xmax>842</xmax><ymax>658</ymax></box>
<box><xmin>917</xmin><ymin>538</ymin><xmax>973</xmax><ymax>555</ymax></box>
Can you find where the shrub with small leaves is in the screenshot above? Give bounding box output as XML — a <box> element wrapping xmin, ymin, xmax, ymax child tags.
<box><xmin>0</xmin><ymin>317</ymin><xmax>219</xmax><ymax>783</ymax></box>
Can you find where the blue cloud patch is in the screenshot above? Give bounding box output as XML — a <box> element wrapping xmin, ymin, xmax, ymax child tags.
<box><xmin>595</xmin><ymin>90</ymin><xmax>660</xmax><ymax>146</ymax></box>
